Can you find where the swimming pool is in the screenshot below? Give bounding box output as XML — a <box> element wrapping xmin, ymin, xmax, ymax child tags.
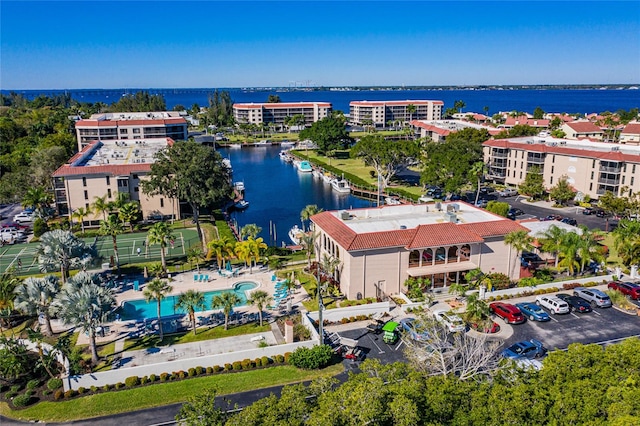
<box><xmin>119</xmin><ymin>281</ymin><xmax>257</xmax><ymax>321</ymax></box>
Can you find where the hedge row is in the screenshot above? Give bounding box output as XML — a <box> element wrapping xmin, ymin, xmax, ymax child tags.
<box><xmin>485</xmin><ymin>281</ymin><xmax>600</xmax><ymax>302</ymax></box>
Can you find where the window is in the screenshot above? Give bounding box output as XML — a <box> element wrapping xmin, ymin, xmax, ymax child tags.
<box><xmin>592</xmin><ymin>159</ymin><xmax>596</xmax><ymax>168</ymax></box>
<box><xmin>520</xmin><ymin>171</ymin><xmax>523</xmax><ymax>179</ymax></box>
<box><xmin>120</xmin><ymin>129</ymin><xmax>128</xmax><ymax>134</ymax></box>
<box><xmin>134</xmin><ymin>186</ymin><xmax>139</xmax><ymax>192</ymax></box>
<box><xmin>550</xmin><ymin>176</ymin><xmax>553</xmax><ymax>184</ymax></box>
<box><xmin>590</xmin><ymin>183</ymin><xmax>593</xmax><ymax>191</ymax></box>
<box><xmin>591</xmin><ymin>171</ymin><xmax>594</xmax><ymax>179</ymax></box>
<box><xmin>160</xmin><ymin>198</ymin><xmax>164</xmax><ymax>208</ymax></box>
<box><xmin>133</xmin><ymin>128</ymin><xmax>140</xmax><ymax>134</ymax></box>
<box><xmin>106</xmin><ymin>176</ymin><xmax>110</xmax><ymax>185</ymax></box>
<box><xmin>633</xmin><ymin>165</ymin><xmax>636</xmax><ymax>174</ymax></box>
<box><xmin>133</xmin><ymin>174</ymin><xmax>138</xmax><ymax>179</ymax></box>
<box><xmin>551</xmin><ymin>166</ymin><xmax>554</xmax><ymax>174</ymax></box>
<box><xmin>84</xmin><ymin>190</ymin><xmax>88</xmax><ymax>200</ymax></box>
<box><xmin>552</xmin><ymin>155</ymin><xmax>555</xmax><ymax>163</ymax></box>
<box><xmin>85</xmin><ymin>203</ymin><xmax>90</xmax><ymax>209</ymax></box>
<box><xmin>107</xmin><ymin>188</ymin><xmax>112</xmax><ymax>198</ymax></box>
<box><xmin>631</xmin><ymin>177</ymin><xmax>635</xmax><ymax>186</ymax></box>
<box><xmin>622</xmin><ymin>176</ymin><xmax>626</xmax><ymax>185</ymax></box>
<box><xmin>82</xmin><ymin>177</ymin><xmax>87</xmax><ymax>187</ymax></box>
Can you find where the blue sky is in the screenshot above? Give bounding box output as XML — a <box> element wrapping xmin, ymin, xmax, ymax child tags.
<box><xmin>1</xmin><ymin>1</ymin><xmax>639</xmax><ymax>89</ymax></box>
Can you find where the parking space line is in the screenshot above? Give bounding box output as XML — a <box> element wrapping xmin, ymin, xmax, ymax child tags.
<box><xmin>592</xmin><ymin>310</ymin><xmax>602</xmax><ymax>316</ymax></box>
<box><xmin>394</xmin><ymin>341</ymin><xmax>404</xmax><ymax>351</ymax></box>
<box><xmin>570</xmin><ymin>313</ymin><xmax>580</xmax><ymax>319</ymax></box>
<box><xmin>367</xmin><ymin>334</ymin><xmax>385</xmax><ymax>354</ymax></box>
<box><xmin>549</xmin><ymin>316</ymin><xmax>559</xmax><ymax>323</ymax></box>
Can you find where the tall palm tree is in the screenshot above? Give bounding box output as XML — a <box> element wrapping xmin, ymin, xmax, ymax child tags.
<box><xmin>300</xmin><ymin>233</ymin><xmax>318</xmax><ymax>270</ymax></box>
<box><xmin>300</xmin><ymin>204</ymin><xmax>323</xmax><ymax>232</ymax></box>
<box><xmin>53</xmin><ymin>272</ymin><xmax>115</xmax><ymax>364</ymax></box>
<box><xmin>576</xmin><ymin>226</ymin><xmax>605</xmax><ymax>274</ymax></box>
<box><xmin>406</xmin><ymin>104</ymin><xmax>417</xmax><ymax>124</ymax></box>
<box><xmin>245</xmin><ymin>237</ymin><xmax>267</xmax><ymax>273</ymax></box>
<box><xmin>207</xmin><ymin>236</ymin><xmax>236</xmax><ymax>270</ymax></box>
<box><xmin>504</xmin><ymin>230</ymin><xmax>534</xmax><ymax>278</ymax></box>
<box><xmin>234</xmin><ymin>241</ymin><xmax>251</xmax><ymax>269</ymax></box>
<box><xmin>557</xmin><ymin>231</ymin><xmax>582</xmax><ymax>276</ymax></box>
<box><xmin>321</xmin><ymin>253</ymin><xmax>341</xmax><ymax>281</ymax></box>
<box><xmin>112</xmin><ymin>192</ymin><xmax>130</xmax><ymax>211</ymax></box>
<box><xmin>539</xmin><ymin>225</ymin><xmax>568</xmax><ymax>267</ymax></box>
<box><xmin>612</xmin><ymin>219</ymin><xmax>640</xmax><ymax>267</ymax></box>
<box><xmin>22</xmin><ymin>187</ymin><xmax>53</xmax><ymax>218</ymax></box>
<box><xmin>240</xmin><ymin>223</ymin><xmax>262</xmax><ymax>241</ymax></box>
<box><xmin>118</xmin><ymin>202</ymin><xmax>140</xmax><ymax>232</ymax></box>
<box><xmin>470</xmin><ymin>162</ymin><xmax>486</xmax><ymax>206</ymax></box>
<box><xmin>92</xmin><ymin>195</ymin><xmax>111</xmax><ymax>221</ymax></box>
<box><xmin>212</xmin><ymin>292</ymin><xmax>242</xmax><ymax>330</ymax></box>
<box><xmin>187</xmin><ymin>247</ymin><xmax>205</xmax><ymax>272</ymax></box>
<box><xmin>143</xmin><ymin>278</ymin><xmax>173</xmax><ymax>339</ymax></box>
<box><xmin>247</xmin><ymin>290</ymin><xmax>272</xmax><ymax>327</ymax></box>
<box><xmin>99</xmin><ymin>214</ymin><xmax>124</xmax><ymax>270</ymax></box>
<box><xmin>147</xmin><ymin>222</ymin><xmax>174</xmax><ymax>271</ymax></box>
<box><xmin>71</xmin><ymin>206</ymin><xmax>90</xmax><ymax>233</ymax></box>
<box><xmin>14</xmin><ymin>275</ymin><xmax>60</xmax><ymax>336</ymax></box>
<box><xmin>176</xmin><ymin>290</ymin><xmax>206</xmax><ymax>335</ymax></box>
<box><xmin>37</xmin><ymin>230</ymin><xmax>96</xmax><ymax>284</ymax></box>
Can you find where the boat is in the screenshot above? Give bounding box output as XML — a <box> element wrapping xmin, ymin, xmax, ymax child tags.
<box><xmin>322</xmin><ymin>173</ymin><xmax>332</xmax><ymax>184</ymax></box>
<box><xmin>255</xmin><ymin>140</ymin><xmax>271</xmax><ymax>146</ymax></box>
<box><xmin>234</xmin><ymin>200</ymin><xmax>249</xmax><ymax>210</ymax></box>
<box><xmin>385</xmin><ymin>196</ymin><xmax>402</xmax><ymax>205</ymax></box>
<box><xmin>312</xmin><ymin>169</ymin><xmax>323</xmax><ymax>179</ymax></box>
<box><xmin>295</xmin><ymin>160</ymin><xmax>313</xmax><ymax>173</ymax></box>
<box><xmin>330</xmin><ymin>177</ymin><xmax>351</xmax><ymax>194</ymax></box>
<box><xmin>288</xmin><ymin>225</ymin><xmax>304</xmax><ymax>245</ymax></box>
<box><xmin>280</xmin><ymin>140</ymin><xmax>296</xmax><ymax>147</ymax></box>
<box><xmin>222</xmin><ymin>158</ymin><xmax>232</xmax><ymax>170</ymax></box>
<box><xmin>279</xmin><ymin>150</ymin><xmax>290</xmax><ymax>160</ymax></box>
<box><xmin>229</xmin><ymin>144</ymin><xmax>242</xmax><ymax>149</ymax></box>
<box><xmin>233</xmin><ymin>181</ymin><xmax>245</xmax><ymax>192</ymax></box>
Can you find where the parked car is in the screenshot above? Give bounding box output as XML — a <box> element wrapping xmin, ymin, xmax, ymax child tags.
<box><xmin>607</xmin><ymin>281</ymin><xmax>640</xmax><ymax>300</ymax></box>
<box><xmin>433</xmin><ymin>310</ymin><xmax>466</xmax><ymax>333</ymax></box>
<box><xmin>560</xmin><ymin>217</ymin><xmax>578</xmax><ymax>226</ymax></box>
<box><xmin>13</xmin><ymin>212</ymin><xmax>34</xmax><ymax>223</ymax></box>
<box><xmin>535</xmin><ymin>295</ymin><xmax>570</xmax><ymax>314</ymax></box>
<box><xmin>573</xmin><ymin>287</ymin><xmax>612</xmax><ymax>308</ymax></box>
<box><xmin>582</xmin><ymin>207</ymin><xmax>595</xmax><ymax>215</ymax></box>
<box><xmin>541</xmin><ymin>214</ymin><xmax>563</xmax><ymax>221</ymax></box>
<box><xmin>475</xmin><ymin>199</ymin><xmax>488</xmax><ymax>208</ymax></box>
<box><xmin>498</xmin><ymin>188</ymin><xmax>518</xmax><ymax>197</ymax></box>
<box><xmin>508</xmin><ymin>207</ymin><xmax>524</xmax><ymax>217</ymax></box>
<box><xmin>501</xmin><ymin>339</ymin><xmax>547</xmax><ymax>360</ymax></box>
<box><xmin>595</xmin><ymin>209</ymin><xmax>609</xmax><ymax>218</ymax></box>
<box><xmin>1</xmin><ymin>223</ymin><xmax>30</xmax><ymax>232</ymax></box>
<box><xmin>556</xmin><ymin>293</ymin><xmax>592</xmax><ymax>313</ymax></box>
<box><xmin>515</xmin><ymin>302</ymin><xmax>551</xmax><ymax>322</ymax></box>
<box><xmin>489</xmin><ymin>302</ymin><xmax>526</xmax><ymax>324</ymax></box>
<box><xmin>399</xmin><ymin>318</ymin><xmax>430</xmax><ymax>341</ymax></box>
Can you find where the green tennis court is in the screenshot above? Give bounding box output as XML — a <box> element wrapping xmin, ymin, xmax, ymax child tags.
<box><xmin>0</xmin><ymin>228</ymin><xmax>200</xmax><ymax>276</ymax></box>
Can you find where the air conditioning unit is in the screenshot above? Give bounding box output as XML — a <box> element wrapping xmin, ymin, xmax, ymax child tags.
<box><xmin>435</xmin><ymin>202</ymin><xmax>442</xmax><ymax>211</ymax></box>
<box><xmin>444</xmin><ymin>212</ymin><xmax>457</xmax><ymax>223</ymax></box>
<box><xmin>340</xmin><ymin>210</ymin><xmax>350</xmax><ymax>220</ymax></box>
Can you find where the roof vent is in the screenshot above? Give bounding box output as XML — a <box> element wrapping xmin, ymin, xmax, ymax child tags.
<box><xmin>435</xmin><ymin>202</ymin><xmax>442</xmax><ymax>211</ymax></box>
<box><xmin>447</xmin><ymin>203</ymin><xmax>460</xmax><ymax>212</ymax></box>
<box><xmin>340</xmin><ymin>210</ymin><xmax>350</xmax><ymax>220</ymax></box>
<box><xmin>399</xmin><ymin>225</ymin><xmax>407</xmax><ymax>230</ymax></box>
<box><xmin>444</xmin><ymin>212</ymin><xmax>457</xmax><ymax>223</ymax></box>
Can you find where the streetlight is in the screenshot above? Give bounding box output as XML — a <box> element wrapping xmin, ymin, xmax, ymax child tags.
<box><xmin>315</xmin><ymin>241</ymin><xmax>327</xmax><ymax>343</ymax></box>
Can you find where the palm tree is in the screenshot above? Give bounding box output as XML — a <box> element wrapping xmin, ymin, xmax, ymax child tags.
<box><xmin>406</xmin><ymin>104</ymin><xmax>417</xmax><ymax>124</ymax></box>
<box><xmin>71</xmin><ymin>206</ymin><xmax>90</xmax><ymax>233</ymax></box>
<box><xmin>321</xmin><ymin>253</ymin><xmax>341</xmax><ymax>281</ymax></box>
<box><xmin>240</xmin><ymin>223</ymin><xmax>262</xmax><ymax>241</ymax></box>
<box><xmin>234</xmin><ymin>241</ymin><xmax>251</xmax><ymax>269</ymax></box>
<box><xmin>118</xmin><ymin>202</ymin><xmax>140</xmax><ymax>232</ymax></box>
<box><xmin>187</xmin><ymin>247</ymin><xmax>205</xmax><ymax>272</ymax></box>
<box><xmin>92</xmin><ymin>195</ymin><xmax>111</xmax><ymax>221</ymax></box>
<box><xmin>112</xmin><ymin>192</ymin><xmax>130</xmax><ymax>211</ymax></box>
<box><xmin>300</xmin><ymin>233</ymin><xmax>317</xmax><ymax>270</ymax></box>
<box><xmin>557</xmin><ymin>231</ymin><xmax>581</xmax><ymax>276</ymax></box>
<box><xmin>539</xmin><ymin>225</ymin><xmax>568</xmax><ymax>267</ymax></box>
<box><xmin>504</xmin><ymin>230</ymin><xmax>534</xmax><ymax>278</ymax></box>
<box><xmin>53</xmin><ymin>272</ymin><xmax>115</xmax><ymax>364</ymax></box>
<box><xmin>22</xmin><ymin>187</ymin><xmax>53</xmax><ymax>218</ymax></box>
<box><xmin>613</xmin><ymin>219</ymin><xmax>640</xmax><ymax>267</ymax></box>
<box><xmin>0</xmin><ymin>271</ymin><xmax>20</xmax><ymax>310</ymax></box>
<box><xmin>245</xmin><ymin>237</ymin><xmax>267</xmax><ymax>273</ymax></box>
<box><xmin>470</xmin><ymin>162</ymin><xmax>486</xmax><ymax>206</ymax></box>
<box><xmin>99</xmin><ymin>214</ymin><xmax>124</xmax><ymax>271</ymax></box>
<box><xmin>37</xmin><ymin>230</ymin><xmax>96</xmax><ymax>284</ymax></box>
<box><xmin>147</xmin><ymin>222</ymin><xmax>174</xmax><ymax>271</ymax></box>
<box><xmin>464</xmin><ymin>292</ymin><xmax>491</xmax><ymax>324</ymax></box>
<box><xmin>576</xmin><ymin>226</ymin><xmax>605</xmax><ymax>274</ymax></box>
<box><xmin>14</xmin><ymin>275</ymin><xmax>60</xmax><ymax>336</ymax></box>
<box><xmin>143</xmin><ymin>278</ymin><xmax>173</xmax><ymax>339</ymax></box>
<box><xmin>207</xmin><ymin>236</ymin><xmax>236</xmax><ymax>271</ymax></box>
<box><xmin>212</xmin><ymin>292</ymin><xmax>242</xmax><ymax>330</ymax></box>
<box><xmin>176</xmin><ymin>290</ymin><xmax>206</xmax><ymax>335</ymax></box>
<box><xmin>300</xmin><ymin>204</ymin><xmax>323</xmax><ymax>232</ymax></box>
<box><xmin>454</xmin><ymin>100</ymin><xmax>466</xmax><ymax>113</ymax></box>
<box><xmin>247</xmin><ymin>290</ymin><xmax>272</xmax><ymax>327</ymax></box>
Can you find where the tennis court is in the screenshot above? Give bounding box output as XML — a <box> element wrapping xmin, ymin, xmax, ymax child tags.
<box><xmin>0</xmin><ymin>228</ymin><xmax>200</xmax><ymax>276</ymax></box>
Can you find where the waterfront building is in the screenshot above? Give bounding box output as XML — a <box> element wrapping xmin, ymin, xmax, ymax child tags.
<box><xmin>483</xmin><ymin>135</ymin><xmax>640</xmax><ymax>199</ymax></box>
<box><xmin>74</xmin><ymin>112</ymin><xmax>188</xmax><ymax>151</ymax></box>
<box><xmin>620</xmin><ymin>122</ymin><xmax>640</xmax><ymax>145</ymax></box>
<box><xmin>349</xmin><ymin>100</ymin><xmax>443</xmax><ymax>127</ymax></box>
<box><xmin>311</xmin><ymin>203</ymin><xmax>526</xmax><ymax>300</ymax></box>
<box><xmin>560</xmin><ymin>121</ymin><xmax>604</xmax><ymax>141</ymax></box>
<box><xmin>232</xmin><ymin>102</ymin><xmax>332</xmax><ymax>127</ymax></box>
<box><xmin>53</xmin><ymin>138</ymin><xmax>179</xmax><ymax>225</ymax></box>
<box><xmin>411</xmin><ymin>119</ymin><xmax>501</xmax><ymax>142</ymax></box>
<box><xmin>500</xmin><ymin>115</ymin><xmax>550</xmax><ymax>129</ymax></box>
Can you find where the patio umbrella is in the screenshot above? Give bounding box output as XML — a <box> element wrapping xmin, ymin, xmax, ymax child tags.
<box><xmin>226</xmin><ymin>261</ymin><xmax>232</xmax><ymax>271</ymax></box>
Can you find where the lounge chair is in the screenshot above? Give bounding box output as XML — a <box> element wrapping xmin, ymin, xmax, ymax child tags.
<box><xmin>194</xmin><ymin>274</ymin><xmax>199</xmax><ymax>281</ymax></box>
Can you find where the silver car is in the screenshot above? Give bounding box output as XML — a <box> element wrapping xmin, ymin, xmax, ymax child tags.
<box><xmin>573</xmin><ymin>287</ymin><xmax>612</xmax><ymax>308</ymax></box>
<box><xmin>499</xmin><ymin>188</ymin><xmax>518</xmax><ymax>197</ymax></box>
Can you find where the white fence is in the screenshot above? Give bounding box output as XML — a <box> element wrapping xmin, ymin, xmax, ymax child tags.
<box><xmin>306</xmin><ymin>301</ymin><xmax>390</xmax><ymax>323</ymax></box>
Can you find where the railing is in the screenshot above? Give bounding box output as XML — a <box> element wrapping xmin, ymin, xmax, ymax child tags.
<box><xmin>597</xmin><ymin>177</ymin><xmax>620</xmax><ymax>185</ymax></box>
<box><xmin>491</xmin><ymin>151</ymin><xmax>508</xmax><ymax>158</ymax></box>
<box><xmin>599</xmin><ymin>165</ymin><xmax>622</xmax><ymax>173</ymax></box>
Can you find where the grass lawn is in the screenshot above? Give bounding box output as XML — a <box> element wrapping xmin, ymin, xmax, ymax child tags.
<box><xmin>0</xmin><ymin>363</ymin><xmax>344</xmax><ymax>422</ymax></box>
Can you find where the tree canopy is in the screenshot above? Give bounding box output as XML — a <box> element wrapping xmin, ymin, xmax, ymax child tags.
<box><xmin>299</xmin><ymin>114</ymin><xmax>352</xmax><ymax>155</ymax></box>
<box><xmin>350</xmin><ymin>135</ymin><xmax>421</xmax><ymax>189</ymax></box>
<box><xmin>107</xmin><ymin>91</ymin><xmax>166</xmax><ymax>112</ymax></box>
<box><xmin>549</xmin><ymin>175</ymin><xmax>575</xmax><ymax>205</ymax></box>
<box><xmin>206</xmin><ymin>90</ymin><xmax>234</xmax><ymax>127</ymax></box>
<box><xmin>518</xmin><ymin>166</ymin><xmax>545</xmax><ymax>198</ymax></box>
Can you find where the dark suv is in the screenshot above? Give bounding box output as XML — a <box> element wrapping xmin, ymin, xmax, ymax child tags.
<box><xmin>490</xmin><ymin>302</ymin><xmax>526</xmax><ymax>324</ymax></box>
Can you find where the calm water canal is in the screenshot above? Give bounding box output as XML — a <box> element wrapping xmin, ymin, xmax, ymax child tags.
<box><xmin>221</xmin><ymin>145</ymin><xmax>374</xmax><ymax>246</ymax></box>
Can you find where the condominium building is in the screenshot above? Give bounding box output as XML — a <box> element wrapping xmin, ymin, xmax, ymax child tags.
<box><xmin>483</xmin><ymin>136</ymin><xmax>640</xmax><ymax>199</ymax></box>
<box><xmin>52</xmin><ymin>138</ymin><xmax>179</xmax><ymax>225</ymax></box>
<box><xmin>349</xmin><ymin>100</ymin><xmax>443</xmax><ymax>127</ymax></box>
<box><xmin>311</xmin><ymin>203</ymin><xmax>527</xmax><ymax>300</ymax></box>
<box><xmin>561</xmin><ymin>121</ymin><xmax>604</xmax><ymax>141</ymax></box>
<box><xmin>232</xmin><ymin>102</ymin><xmax>332</xmax><ymax>126</ymax></box>
<box><xmin>75</xmin><ymin>112</ymin><xmax>188</xmax><ymax>151</ymax></box>
<box><xmin>620</xmin><ymin>122</ymin><xmax>640</xmax><ymax>145</ymax></box>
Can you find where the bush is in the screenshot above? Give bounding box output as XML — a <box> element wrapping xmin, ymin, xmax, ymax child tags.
<box><xmin>288</xmin><ymin>345</ymin><xmax>334</xmax><ymax>369</ymax></box>
<box><xmin>125</xmin><ymin>376</ymin><xmax>140</xmax><ymax>387</ymax></box>
<box><xmin>196</xmin><ymin>366</ymin><xmax>204</xmax><ymax>376</ymax></box>
<box><xmin>102</xmin><ymin>384</ymin><xmax>111</xmax><ymax>392</ymax></box>
<box><xmin>224</xmin><ymin>363</ymin><xmax>233</xmax><ymax>371</ymax></box>
<box><xmin>12</xmin><ymin>393</ymin><xmax>32</xmax><ymax>407</ymax></box>
<box><xmin>26</xmin><ymin>379</ymin><xmax>40</xmax><ymax>390</ymax></box>
<box><xmin>177</xmin><ymin>371</ymin><xmax>186</xmax><ymax>379</ymax></box>
<box><xmin>4</xmin><ymin>391</ymin><xmax>17</xmax><ymax>400</ymax></box>
<box><xmin>275</xmin><ymin>354</ymin><xmax>285</xmax><ymax>363</ymax></box>
<box><xmin>33</xmin><ymin>217</ymin><xmax>50</xmax><ymax>238</ymax></box>
<box><xmin>90</xmin><ymin>386</ymin><xmax>98</xmax><ymax>393</ymax></box>
<box><xmin>562</xmin><ymin>282</ymin><xmax>582</xmax><ymax>290</ymax></box>
<box><xmin>241</xmin><ymin>359</ymin><xmax>253</xmax><ymax>370</ymax></box>
<box><xmin>54</xmin><ymin>389</ymin><xmax>64</xmax><ymax>400</ymax></box>
<box><xmin>140</xmin><ymin>376</ymin><xmax>149</xmax><ymax>385</ymax></box>
<box><xmin>232</xmin><ymin>361</ymin><xmax>242</xmax><ymax>371</ymax></box>
<box><xmin>64</xmin><ymin>389</ymin><xmax>77</xmax><ymax>398</ymax></box>
<box><xmin>188</xmin><ymin>368</ymin><xmax>196</xmax><ymax>377</ymax></box>
<box><xmin>47</xmin><ymin>378</ymin><xmax>63</xmax><ymax>390</ymax></box>
<box><xmin>115</xmin><ymin>382</ymin><xmax>125</xmax><ymax>390</ymax></box>
<box><xmin>148</xmin><ymin>374</ymin><xmax>157</xmax><ymax>382</ymax></box>
<box><xmin>261</xmin><ymin>356</ymin><xmax>270</xmax><ymax>367</ymax></box>
<box><xmin>160</xmin><ymin>373</ymin><xmax>169</xmax><ymax>382</ymax></box>
<box><xmin>42</xmin><ymin>389</ymin><xmax>51</xmax><ymax>396</ymax></box>
<box><xmin>77</xmin><ymin>386</ymin><xmax>87</xmax><ymax>394</ymax></box>
<box><xmin>213</xmin><ymin>365</ymin><xmax>222</xmax><ymax>373</ymax></box>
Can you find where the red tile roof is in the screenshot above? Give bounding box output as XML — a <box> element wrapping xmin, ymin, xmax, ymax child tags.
<box><xmin>459</xmin><ymin>220</ymin><xmax>529</xmax><ymax>238</ymax></box>
<box><xmin>622</xmin><ymin>123</ymin><xmax>640</xmax><ymax>135</ymax></box>
<box><xmin>504</xmin><ymin>117</ymin><xmax>549</xmax><ymax>127</ymax></box>
<box><xmin>406</xmin><ymin>223</ymin><xmax>483</xmax><ymax>249</ymax></box>
<box><xmin>564</xmin><ymin>121</ymin><xmax>603</xmax><ymax>133</ymax></box>
<box><xmin>410</xmin><ymin>121</ymin><xmax>451</xmax><ymax>136</ymax></box>
<box><xmin>53</xmin><ymin>163</ymin><xmax>151</xmax><ymax>177</ymax></box>
<box><xmin>484</xmin><ymin>139</ymin><xmax>640</xmax><ymax>163</ymax></box>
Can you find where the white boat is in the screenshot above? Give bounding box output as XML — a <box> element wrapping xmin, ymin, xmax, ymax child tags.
<box><xmin>312</xmin><ymin>170</ymin><xmax>323</xmax><ymax>179</ymax></box>
<box><xmin>234</xmin><ymin>200</ymin><xmax>249</xmax><ymax>210</ymax></box>
<box><xmin>279</xmin><ymin>150</ymin><xmax>291</xmax><ymax>161</ymax></box>
<box><xmin>233</xmin><ymin>181</ymin><xmax>245</xmax><ymax>192</ymax></box>
<box><xmin>385</xmin><ymin>196</ymin><xmax>402</xmax><ymax>205</ymax></box>
<box><xmin>295</xmin><ymin>160</ymin><xmax>313</xmax><ymax>173</ymax></box>
<box><xmin>229</xmin><ymin>144</ymin><xmax>242</xmax><ymax>149</ymax></box>
<box><xmin>330</xmin><ymin>177</ymin><xmax>351</xmax><ymax>194</ymax></box>
<box><xmin>222</xmin><ymin>158</ymin><xmax>232</xmax><ymax>170</ymax></box>
<box><xmin>322</xmin><ymin>173</ymin><xmax>332</xmax><ymax>184</ymax></box>
<box><xmin>288</xmin><ymin>225</ymin><xmax>303</xmax><ymax>245</ymax></box>
<box><xmin>280</xmin><ymin>140</ymin><xmax>296</xmax><ymax>147</ymax></box>
<box><xmin>255</xmin><ymin>140</ymin><xmax>271</xmax><ymax>146</ymax></box>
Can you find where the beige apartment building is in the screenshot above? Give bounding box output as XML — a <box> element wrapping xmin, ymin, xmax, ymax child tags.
<box><xmin>620</xmin><ymin>122</ymin><xmax>640</xmax><ymax>145</ymax></box>
<box><xmin>232</xmin><ymin>102</ymin><xmax>332</xmax><ymax>127</ymax></box>
<box><xmin>75</xmin><ymin>112</ymin><xmax>188</xmax><ymax>151</ymax></box>
<box><xmin>349</xmin><ymin>100</ymin><xmax>443</xmax><ymax>127</ymax></box>
<box><xmin>561</xmin><ymin>121</ymin><xmax>604</xmax><ymax>141</ymax></box>
<box><xmin>53</xmin><ymin>138</ymin><xmax>179</xmax><ymax>225</ymax></box>
<box><xmin>311</xmin><ymin>203</ymin><xmax>527</xmax><ymax>300</ymax></box>
<box><xmin>484</xmin><ymin>136</ymin><xmax>640</xmax><ymax>199</ymax></box>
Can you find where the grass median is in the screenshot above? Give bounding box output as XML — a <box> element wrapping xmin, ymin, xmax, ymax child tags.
<box><xmin>0</xmin><ymin>363</ymin><xmax>344</xmax><ymax>422</ymax></box>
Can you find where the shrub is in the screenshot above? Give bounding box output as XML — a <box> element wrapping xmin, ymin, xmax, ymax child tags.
<box><xmin>125</xmin><ymin>376</ymin><xmax>140</xmax><ymax>387</ymax></box>
<box><xmin>224</xmin><ymin>363</ymin><xmax>233</xmax><ymax>371</ymax></box>
<box><xmin>284</xmin><ymin>352</ymin><xmax>292</xmax><ymax>363</ymax></box>
<box><xmin>160</xmin><ymin>373</ymin><xmax>169</xmax><ymax>382</ymax></box>
<box><xmin>241</xmin><ymin>359</ymin><xmax>253</xmax><ymax>370</ymax></box>
<box><xmin>12</xmin><ymin>393</ymin><xmax>32</xmax><ymax>407</ymax></box>
<box><xmin>33</xmin><ymin>217</ymin><xmax>50</xmax><ymax>238</ymax></box>
<box><xmin>54</xmin><ymin>389</ymin><xmax>64</xmax><ymax>400</ymax></box>
<box><xmin>77</xmin><ymin>387</ymin><xmax>87</xmax><ymax>394</ymax></box>
<box><xmin>47</xmin><ymin>378</ymin><xmax>63</xmax><ymax>391</ymax></box>
<box><xmin>275</xmin><ymin>354</ymin><xmax>285</xmax><ymax>363</ymax></box>
<box><xmin>26</xmin><ymin>379</ymin><xmax>40</xmax><ymax>390</ymax></box>
<box><xmin>213</xmin><ymin>365</ymin><xmax>222</xmax><ymax>373</ymax></box>
<box><xmin>254</xmin><ymin>358</ymin><xmax>262</xmax><ymax>367</ymax></box>
<box><xmin>288</xmin><ymin>345</ymin><xmax>334</xmax><ymax>369</ymax></box>
<box><xmin>294</xmin><ymin>323</ymin><xmax>311</xmax><ymax>341</ymax></box>
<box><xmin>5</xmin><ymin>391</ymin><xmax>17</xmax><ymax>400</ymax></box>
<box><xmin>261</xmin><ymin>356</ymin><xmax>270</xmax><ymax>367</ymax></box>
<box><xmin>64</xmin><ymin>389</ymin><xmax>77</xmax><ymax>398</ymax></box>
<box><xmin>149</xmin><ymin>374</ymin><xmax>157</xmax><ymax>382</ymax></box>
<box><xmin>102</xmin><ymin>384</ymin><xmax>111</xmax><ymax>392</ymax></box>
<box><xmin>178</xmin><ymin>371</ymin><xmax>186</xmax><ymax>379</ymax></box>
<box><xmin>188</xmin><ymin>368</ymin><xmax>196</xmax><ymax>377</ymax></box>
<box><xmin>488</xmin><ymin>272</ymin><xmax>511</xmax><ymax>290</ymax></box>
<box><xmin>115</xmin><ymin>382</ymin><xmax>125</xmax><ymax>390</ymax></box>
<box><xmin>206</xmin><ymin>366</ymin><xmax>213</xmax><ymax>374</ymax></box>
<box><xmin>232</xmin><ymin>361</ymin><xmax>242</xmax><ymax>371</ymax></box>
<box><xmin>42</xmin><ymin>389</ymin><xmax>51</xmax><ymax>396</ymax></box>
<box><xmin>90</xmin><ymin>386</ymin><xmax>98</xmax><ymax>393</ymax></box>
<box><xmin>196</xmin><ymin>366</ymin><xmax>204</xmax><ymax>376</ymax></box>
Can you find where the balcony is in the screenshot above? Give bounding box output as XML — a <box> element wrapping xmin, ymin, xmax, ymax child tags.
<box><xmin>598</xmin><ymin>176</ymin><xmax>621</xmax><ymax>185</ymax></box>
<box><xmin>526</xmin><ymin>155</ymin><xmax>545</xmax><ymax>164</ymax></box>
<box><xmin>491</xmin><ymin>150</ymin><xmax>508</xmax><ymax>158</ymax></box>
<box><xmin>599</xmin><ymin>165</ymin><xmax>622</xmax><ymax>173</ymax></box>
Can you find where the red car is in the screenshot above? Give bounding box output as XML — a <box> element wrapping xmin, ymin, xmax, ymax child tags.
<box><xmin>607</xmin><ymin>281</ymin><xmax>640</xmax><ymax>300</ymax></box>
<box><xmin>1</xmin><ymin>223</ymin><xmax>30</xmax><ymax>232</ymax></box>
<box><xmin>489</xmin><ymin>302</ymin><xmax>526</xmax><ymax>324</ymax></box>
